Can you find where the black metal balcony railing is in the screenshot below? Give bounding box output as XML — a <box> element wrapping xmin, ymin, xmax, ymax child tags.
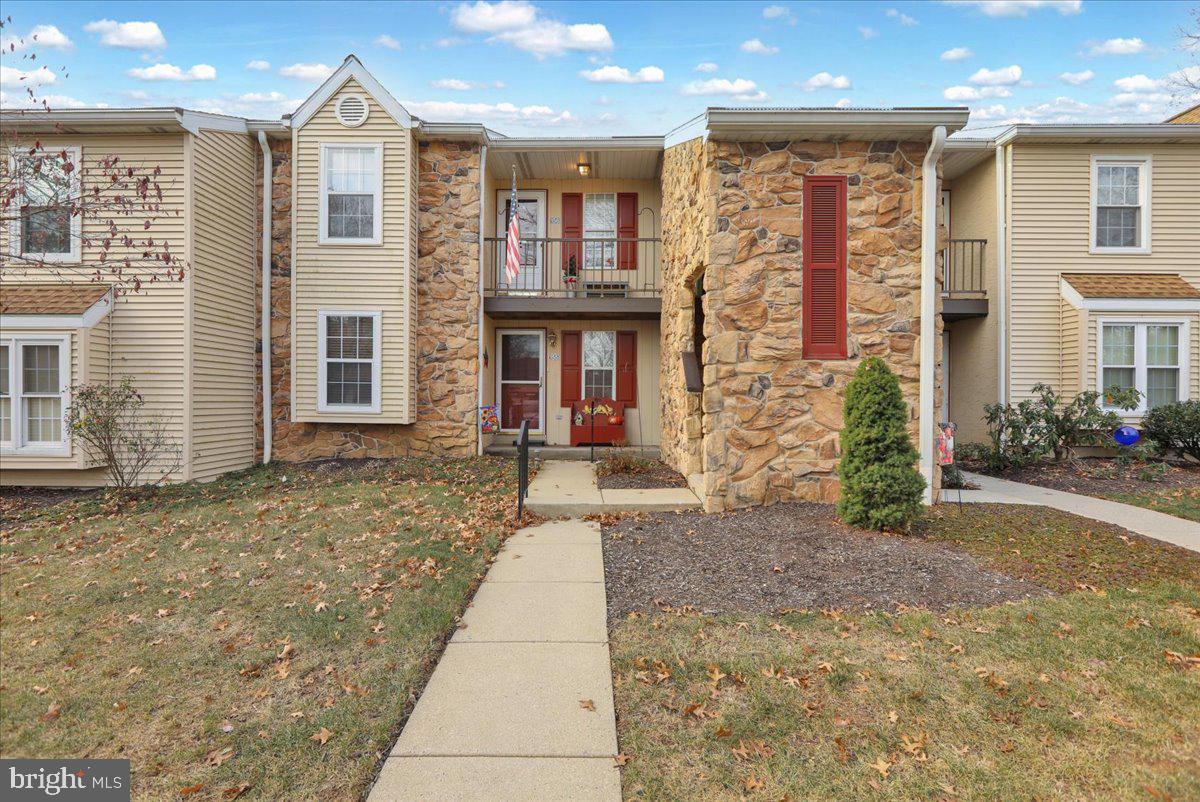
<box><xmin>484</xmin><ymin>237</ymin><xmax>661</xmax><ymax>298</ymax></box>
<box><xmin>941</xmin><ymin>238</ymin><xmax>987</xmax><ymax>295</ymax></box>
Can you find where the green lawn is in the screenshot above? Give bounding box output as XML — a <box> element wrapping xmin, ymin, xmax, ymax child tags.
<box><xmin>0</xmin><ymin>458</ymin><xmax>518</xmax><ymax>800</ymax></box>
<box><xmin>1103</xmin><ymin>488</ymin><xmax>1200</xmax><ymax>523</ymax></box>
<box><xmin>612</xmin><ymin>506</ymin><xmax>1200</xmax><ymax>801</ymax></box>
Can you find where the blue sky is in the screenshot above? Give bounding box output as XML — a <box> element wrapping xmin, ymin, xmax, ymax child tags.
<box><xmin>1</xmin><ymin>1</ymin><xmax>1196</xmax><ymax>135</ymax></box>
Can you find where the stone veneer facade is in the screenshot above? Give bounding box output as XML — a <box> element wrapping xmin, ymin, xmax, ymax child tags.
<box><xmin>660</xmin><ymin>137</ymin><xmax>942</xmax><ymax>512</ymax></box>
<box><xmin>255</xmin><ymin>139</ymin><xmax>482</xmax><ymax>461</ymax></box>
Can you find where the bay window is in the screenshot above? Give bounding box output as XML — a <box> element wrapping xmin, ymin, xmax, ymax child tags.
<box><xmin>1091</xmin><ymin>155</ymin><xmax>1150</xmax><ymax>254</ymax></box>
<box><xmin>1100</xmin><ymin>320</ymin><xmax>1187</xmax><ymax>413</ymax></box>
<box><xmin>582</xmin><ymin>330</ymin><xmax>616</xmax><ymax>398</ymax></box>
<box><xmin>319</xmin><ymin>144</ymin><xmax>383</xmax><ymax>244</ymax></box>
<box><xmin>0</xmin><ymin>336</ymin><xmax>70</xmax><ymax>454</ymax></box>
<box><xmin>8</xmin><ymin>146</ymin><xmax>80</xmax><ymax>261</ymax></box>
<box><xmin>318</xmin><ymin>311</ymin><xmax>381</xmax><ymax>413</ymax></box>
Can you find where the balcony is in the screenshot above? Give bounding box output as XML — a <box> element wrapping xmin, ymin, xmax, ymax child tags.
<box><xmin>483</xmin><ymin>236</ymin><xmax>662</xmax><ymax>319</ymax></box>
<box><xmin>941</xmin><ymin>238</ymin><xmax>988</xmax><ymax>321</ymax></box>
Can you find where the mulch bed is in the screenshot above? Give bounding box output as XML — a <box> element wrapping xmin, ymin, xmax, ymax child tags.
<box><xmin>596</xmin><ymin>461</ymin><xmax>689</xmax><ymax>490</ymax></box>
<box><xmin>967</xmin><ymin>457</ymin><xmax>1200</xmax><ymax>497</ymax></box>
<box><xmin>602</xmin><ymin>503</ymin><xmax>1050</xmax><ymax>620</ymax></box>
<box><xmin>0</xmin><ymin>486</ymin><xmax>100</xmax><ymax>527</ymax></box>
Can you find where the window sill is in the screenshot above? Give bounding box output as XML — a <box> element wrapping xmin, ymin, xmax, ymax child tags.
<box><xmin>317</xmin><ymin>237</ymin><xmax>383</xmax><ymax>247</ymax></box>
<box><xmin>1</xmin><ymin>446</ymin><xmax>72</xmax><ymax>458</ymax></box>
<box><xmin>315</xmin><ymin>405</ymin><xmax>382</xmax><ymax>415</ymax></box>
<box><xmin>15</xmin><ymin>252</ymin><xmax>81</xmax><ymax>264</ymax></box>
<box><xmin>1089</xmin><ymin>246</ymin><xmax>1151</xmax><ymax>256</ymax></box>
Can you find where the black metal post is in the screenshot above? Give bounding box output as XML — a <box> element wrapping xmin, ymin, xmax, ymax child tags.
<box><xmin>517</xmin><ymin>419</ymin><xmax>529</xmax><ymax>519</ymax></box>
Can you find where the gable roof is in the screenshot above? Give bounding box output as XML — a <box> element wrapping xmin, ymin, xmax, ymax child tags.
<box><xmin>1166</xmin><ymin>103</ymin><xmax>1200</xmax><ymax>123</ymax></box>
<box><xmin>289</xmin><ymin>55</ymin><xmax>412</xmax><ymax>129</ymax></box>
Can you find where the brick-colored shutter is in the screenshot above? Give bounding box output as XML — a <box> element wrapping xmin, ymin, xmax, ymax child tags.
<box><xmin>561</xmin><ymin>330</ymin><xmax>582</xmax><ymax>406</ymax></box>
<box><xmin>562</xmin><ymin>193</ymin><xmax>583</xmax><ymax>273</ymax></box>
<box><xmin>617</xmin><ymin>192</ymin><xmax>638</xmax><ymax>269</ymax></box>
<box><xmin>616</xmin><ymin>330</ymin><xmax>637</xmax><ymax>407</ymax></box>
<box><xmin>802</xmin><ymin>175</ymin><xmax>848</xmax><ymax>359</ymax></box>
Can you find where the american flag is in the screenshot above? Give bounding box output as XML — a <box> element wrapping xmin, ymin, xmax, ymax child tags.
<box><xmin>504</xmin><ymin>167</ymin><xmax>521</xmax><ymax>287</ymax></box>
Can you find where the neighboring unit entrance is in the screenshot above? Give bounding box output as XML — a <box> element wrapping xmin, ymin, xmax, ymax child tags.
<box><xmin>497</xmin><ymin>329</ymin><xmax>544</xmax><ymax>432</ymax></box>
<box><xmin>495</xmin><ymin>190</ymin><xmax>547</xmax><ymax>294</ymax></box>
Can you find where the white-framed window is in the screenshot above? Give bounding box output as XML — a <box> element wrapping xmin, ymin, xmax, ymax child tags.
<box><xmin>317</xmin><ymin>311</ymin><xmax>382</xmax><ymax>413</ymax></box>
<box><xmin>7</xmin><ymin>146</ymin><xmax>82</xmax><ymax>263</ymax></box>
<box><xmin>582</xmin><ymin>330</ymin><xmax>616</xmax><ymax>398</ymax></box>
<box><xmin>1098</xmin><ymin>318</ymin><xmax>1189</xmax><ymax>413</ymax></box>
<box><xmin>1091</xmin><ymin>155</ymin><xmax>1151</xmax><ymax>254</ymax></box>
<box><xmin>318</xmin><ymin>143</ymin><xmax>383</xmax><ymax>245</ymax></box>
<box><xmin>0</xmin><ymin>334</ymin><xmax>71</xmax><ymax>456</ymax></box>
<box><xmin>583</xmin><ymin>193</ymin><xmax>616</xmax><ymax>270</ymax></box>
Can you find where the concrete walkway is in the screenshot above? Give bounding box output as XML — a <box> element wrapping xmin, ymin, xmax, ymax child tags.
<box><xmin>526</xmin><ymin>460</ymin><xmax>701</xmax><ymax>517</ymax></box>
<box><xmin>368</xmin><ymin>519</ymin><xmax>621</xmax><ymax>801</ymax></box>
<box><xmin>959</xmin><ymin>471</ymin><xmax>1200</xmax><ymax>554</ymax></box>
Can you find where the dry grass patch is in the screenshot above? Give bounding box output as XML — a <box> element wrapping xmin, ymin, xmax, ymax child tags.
<box><xmin>1</xmin><ymin>458</ymin><xmax>518</xmax><ymax>800</ymax></box>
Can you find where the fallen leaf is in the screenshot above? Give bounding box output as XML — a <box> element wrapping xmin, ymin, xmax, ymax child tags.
<box><xmin>872</xmin><ymin>755</ymin><xmax>892</xmax><ymax>778</ymax></box>
<box><xmin>613</xmin><ymin>752</ymin><xmax>631</xmax><ymax>766</ymax></box>
<box><xmin>310</xmin><ymin>727</ymin><xmax>332</xmax><ymax>745</ymax></box>
<box><xmin>222</xmin><ymin>784</ymin><xmax>252</xmax><ymax>800</ymax></box>
<box><xmin>180</xmin><ymin>784</ymin><xmax>204</xmax><ymax>797</ymax></box>
<box><xmin>743</xmin><ymin>774</ymin><xmax>764</xmax><ymax>791</ymax></box>
<box><xmin>205</xmin><ymin>747</ymin><xmax>234</xmax><ymax>767</ymax></box>
<box><xmin>579</xmin><ymin>699</ymin><xmax>596</xmax><ymax>712</ymax></box>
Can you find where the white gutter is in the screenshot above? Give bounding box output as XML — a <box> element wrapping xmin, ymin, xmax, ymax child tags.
<box><xmin>994</xmin><ymin>144</ymin><xmax>1007</xmax><ymax>407</ymax></box>
<box><xmin>257</xmin><ymin>130</ymin><xmax>273</xmax><ymax>464</ymax></box>
<box><xmin>920</xmin><ymin>125</ymin><xmax>947</xmax><ymax>504</ymax></box>
<box><xmin>476</xmin><ymin>144</ymin><xmax>488</xmax><ymax>456</ymax></box>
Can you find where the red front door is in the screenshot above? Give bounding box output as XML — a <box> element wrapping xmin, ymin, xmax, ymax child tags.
<box><xmin>498</xmin><ymin>330</ymin><xmax>543</xmax><ymax>431</ymax></box>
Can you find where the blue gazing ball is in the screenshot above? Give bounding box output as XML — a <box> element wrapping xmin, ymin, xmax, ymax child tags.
<box><xmin>1113</xmin><ymin>426</ymin><xmax>1140</xmax><ymax>447</ymax></box>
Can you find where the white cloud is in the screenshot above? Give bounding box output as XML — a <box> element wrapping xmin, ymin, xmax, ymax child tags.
<box><xmin>1</xmin><ymin>24</ymin><xmax>74</xmax><ymax>52</ymax></box>
<box><xmin>401</xmin><ymin>98</ymin><xmax>574</xmax><ymax>127</ymax></box>
<box><xmin>762</xmin><ymin>4</ymin><xmax>796</xmax><ymax>23</ymax></box>
<box><xmin>834</xmin><ymin>98</ymin><xmax>854</xmax><ymax>108</ymax></box>
<box><xmin>1059</xmin><ymin>69</ymin><xmax>1094</xmax><ymax>85</ymax></box>
<box><xmin>0</xmin><ymin>90</ymin><xmax>95</xmax><ymax>109</ymax></box>
<box><xmin>430</xmin><ymin>78</ymin><xmax>507</xmax><ymax>90</ymax></box>
<box><xmin>246</xmin><ymin>60</ymin><xmax>271</xmax><ymax>71</ymax></box>
<box><xmin>83</xmin><ymin>19</ymin><xmax>166</xmax><ymax>50</ymax></box>
<box><xmin>127</xmin><ymin>63</ymin><xmax>216</xmax><ymax>82</ymax></box>
<box><xmin>1113</xmin><ymin>74</ymin><xmax>1160</xmax><ymax>92</ymax></box>
<box><xmin>0</xmin><ymin>65</ymin><xmax>57</xmax><ymax>88</ymax></box>
<box><xmin>945</xmin><ymin>1</ymin><xmax>1081</xmax><ymax>17</ymax></box>
<box><xmin>595</xmin><ymin>95</ymin><xmax>613</xmax><ymax>106</ymax></box>
<box><xmin>1088</xmin><ymin>37</ymin><xmax>1146</xmax><ymax>56</ymax></box>
<box><xmin>968</xmin><ymin>64</ymin><xmax>1022</xmax><ymax>85</ymax></box>
<box><xmin>799</xmin><ymin>71</ymin><xmax>852</xmax><ymax>91</ymax></box>
<box><xmin>171</xmin><ymin>91</ymin><xmax>305</xmax><ymax>118</ymax></box>
<box><xmin>966</xmin><ymin>103</ymin><xmax>1010</xmax><ymax>122</ymax></box>
<box><xmin>694</xmin><ymin>62</ymin><xmax>718</xmax><ymax>73</ymax></box>
<box><xmin>941</xmin><ymin>47</ymin><xmax>973</xmax><ymax>61</ymax></box>
<box><xmin>885</xmin><ymin>8</ymin><xmax>918</xmax><ymax>26</ymax></box>
<box><xmin>682</xmin><ymin>77</ymin><xmax>767</xmax><ymax>102</ymax></box>
<box><xmin>858</xmin><ymin>26</ymin><xmax>878</xmax><ymax>39</ymax></box>
<box><xmin>279</xmin><ymin>62</ymin><xmax>335</xmax><ymax>82</ymax></box>
<box><xmin>436</xmin><ymin>37</ymin><xmax>464</xmax><ymax>47</ymax></box>
<box><xmin>740</xmin><ymin>38</ymin><xmax>779</xmax><ymax>55</ymax></box>
<box><xmin>450</xmin><ymin>1</ymin><xmax>613</xmax><ymax>58</ymax></box>
<box><xmin>374</xmin><ymin>34</ymin><xmax>402</xmax><ymax>50</ymax></box>
<box><xmin>579</xmin><ymin>65</ymin><xmax>664</xmax><ymax>84</ymax></box>
<box><xmin>944</xmin><ymin>85</ymin><xmax>1012</xmax><ymax>100</ymax></box>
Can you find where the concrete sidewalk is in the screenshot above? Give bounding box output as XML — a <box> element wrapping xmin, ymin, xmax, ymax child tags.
<box><xmin>526</xmin><ymin>460</ymin><xmax>701</xmax><ymax>516</ymax></box>
<box><xmin>367</xmin><ymin>519</ymin><xmax>621</xmax><ymax>801</ymax></box>
<box><xmin>960</xmin><ymin>471</ymin><xmax>1200</xmax><ymax>554</ymax></box>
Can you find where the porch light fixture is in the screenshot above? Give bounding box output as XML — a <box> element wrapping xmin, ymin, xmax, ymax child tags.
<box><xmin>576</xmin><ymin>162</ymin><xmax>591</xmax><ymax>177</ymax></box>
<box><xmin>547</xmin><ymin>331</ymin><xmax>559</xmax><ymax>348</ymax></box>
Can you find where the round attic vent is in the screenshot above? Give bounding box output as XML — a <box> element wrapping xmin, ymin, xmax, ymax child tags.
<box><xmin>335</xmin><ymin>94</ymin><xmax>369</xmax><ymax>128</ymax></box>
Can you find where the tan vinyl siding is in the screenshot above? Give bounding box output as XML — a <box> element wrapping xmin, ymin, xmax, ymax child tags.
<box><xmin>1</xmin><ymin>134</ymin><xmax>189</xmax><ymax>485</ymax></box>
<box><xmin>1059</xmin><ymin>300</ymin><xmax>1082</xmax><ymax>397</ymax></box>
<box><xmin>1008</xmin><ymin>142</ymin><xmax>1200</xmax><ymax>404</ymax></box>
<box><xmin>189</xmin><ymin>129</ymin><xmax>258</xmax><ymax>481</ymax></box>
<box><xmin>293</xmin><ymin>78</ymin><xmax>417</xmax><ymax>424</ymax></box>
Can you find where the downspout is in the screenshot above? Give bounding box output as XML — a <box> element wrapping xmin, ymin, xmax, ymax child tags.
<box><xmin>257</xmin><ymin>130</ymin><xmax>272</xmax><ymax>464</ymax></box>
<box><xmin>476</xmin><ymin>143</ymin><xmax>488</xmax><ymax>456</ymax></box>
<box><xmin>919</xmin><ymin>125</ymin><xmax>947</xmax><ymax>505</ymax></box>
<box><xmin>994</xmin><ymin>143</ymin><xmax>1007</xmax><ymax>406</ymax></box>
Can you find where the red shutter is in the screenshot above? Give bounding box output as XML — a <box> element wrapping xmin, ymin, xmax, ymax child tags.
<box><xmin>561</xmin><ymin>330</ymin><xmax>582</xmax><ymax>406</ymax></box>
<box><xmin>802</xmin><ymin>175</ymin><xmax>848</xmax><ymax>360</ymax></box>
<box><xmin>562</xmin><ymin>193</ymin><xmax>583</xmax><ymax>274</ymax></box>
<box><xmin>617</xmin><ymin>192</ymin><xmax>638</xmax><ymax>270</ymax></box>
<box><xmin>616</xmin><ymin>330</ymin><xmax>637</xmax><ymax>408</ymax></box>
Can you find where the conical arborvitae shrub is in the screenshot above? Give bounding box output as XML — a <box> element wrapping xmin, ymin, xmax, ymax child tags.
<box><xmin>836</xmin><ymin>357</ymin><xmax>925</xmax><ymax>531</ymax></box>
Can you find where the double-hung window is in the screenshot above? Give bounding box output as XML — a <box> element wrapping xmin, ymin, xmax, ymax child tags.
<box><xmin>8</xmin><ymin>146</ymin><xmax>81</xmax><ymax>262</ymax></box>
<box><xmin>318</xmin><ymin>311</ymin><xmax>382</xmax><ymax>413</ymax></box>
<box><xmin>1091</xmin><ymin>155</ymin><xmax>1150</xmax><ymax>254</ymax></box>
<box><xmin>582</xmin><ymin>330</ymin><xmax>616</xmax><ymax>398</ymax></box>
<box><xmin>1100</xmin><ymin>320</ymin><xmax>1187</xmax><ymax>413</ymax></box>
<box><xmin>0</xmin><ymin>336</ymin><xmax>70</xmax><ymax>455</ymax></box>
<box><xmin>319</xmin><ymin>144</ymin><xmax>383</xmax><ymax>244</ymax></box>
<box><xmin>583</xmin><ymin>193</ymin><xmax>616</xmax><ymax>270</ymax></box>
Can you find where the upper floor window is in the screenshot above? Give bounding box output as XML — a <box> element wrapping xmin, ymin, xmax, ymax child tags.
<box><xmin>319</xmin><ymin>144</ymin><xmax>383</xmax><ymax>245</ymax></box>
<box><xmin>317</xmin><ymin>310</ymin><xmax>381</xmax><ymax>413</ymax></box>
<box><xmin>1</xmin><ymin>336</ymin><xmax>70</xmax><ymax>455</ymax></box>
<box><xmin>1091</xmin><ymin>155</ymin><xmax>1150</xmax><ymax>254</ymax></box>
<box><xmin>583</xmin><ymin>193</ymin><xmax>616</xmax><ymax>269</ymax></box>
<box><xmin>8</xmin><ymin>146</ymin><xmax>81</xmax><ymax>262</ymax></box>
